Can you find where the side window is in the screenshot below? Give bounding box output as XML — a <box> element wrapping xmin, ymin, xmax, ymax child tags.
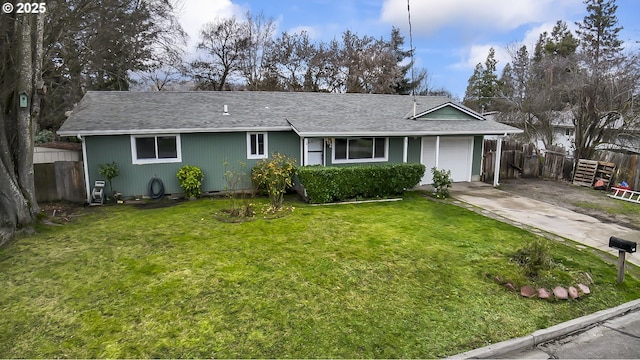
<box><xmin>247</xmin><ymin>132</ymin><xmax>268</xmax><ymax>159</ymax></box>
<box><xmin>131</xmin><ymin>135</ymin><xmax>182</xmax><ymax>164</ymax></box>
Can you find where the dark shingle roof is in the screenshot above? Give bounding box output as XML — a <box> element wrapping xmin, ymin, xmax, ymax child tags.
<box><xmin>58</xmin><ymin>91</ymin><xmax>521</xmax><ymax>136</ymax></box>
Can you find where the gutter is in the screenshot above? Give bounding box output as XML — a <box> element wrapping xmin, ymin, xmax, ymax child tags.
<box><xmin>295</xmin><ymin>129</ymin><xmax>523</xmax><ymax>137</ymax></box>
<box><xmin>57</xmin><ymin>126</ymin><xmax>294</xmax><ymax>137</ymax></box>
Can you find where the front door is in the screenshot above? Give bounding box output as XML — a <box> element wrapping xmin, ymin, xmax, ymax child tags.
<box><xmin>307</xmin><ymin>138</ymin><xmax>324</xmax><ymax>165</ymax></box>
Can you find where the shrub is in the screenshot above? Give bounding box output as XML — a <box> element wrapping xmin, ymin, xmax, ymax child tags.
<box><xmin>251</xmin><ymin>153</ymin><xmax>296</xmax><ymax>210</ymax></box>
<box><xmin>177</xmin><ymin>165</ymin><xmax>204</xmax><ymax>199</ymax></box>
<box><xmin>431</xmin><ymin>167</ymin><xmax>452</xmax><ymax>198</ymax></box>
<box><xmin>34</xmin><ymin>129</ymin><xmax>54</xmax><ymax>143</ymax></box>
<box><xmin>511</xmin><ymin>238</ymin><xmax>554</xmax><ymax>278</ymax></box>
<box><xmin>297</xmin><ymin>163</ymin><xmax>425</xmax><ymax>203</ymax></box>
<box><xmin>97</xmin><ymin>161</ymin><xmax>119</xmax><ymax>198</ymax></box>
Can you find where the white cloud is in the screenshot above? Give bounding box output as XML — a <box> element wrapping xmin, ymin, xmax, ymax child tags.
<box><xmin>381</xmin><ymin>0</ymin><xmax>582</xmax><ymax>35</ymax></box>
<box><xmin>520</xmin><ymin>21</ymin><xmax>579</xmax><ymax>52</ymax></box>
<box><xmin>288</xmin><ymin>25</ymin><xmax>320</xmax><ymax>39</ymax></box>
<box><xmin>449</xmin><ymin>19</ymin><xmax>579</xmax><ymax>73</ymax></box>
<box><xmin>179</xmin><ymin>0</ymin><xmax>245</xmax><ymax>50</ymax></box>
<box><xmin>451</xmin><ymin>44</ymin><xmax>510</xmax><ymax>71</ymax></box>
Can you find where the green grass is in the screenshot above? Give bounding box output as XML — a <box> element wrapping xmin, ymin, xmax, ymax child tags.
<box><xmin>575</xmin><ymin>199</ymin><xmax>640</xmax><ymax>221</ymax></box>
<box><xmin>1</xmin><ymin>192</ymin><xmax>639</xmax><ymax>358</ymax></box>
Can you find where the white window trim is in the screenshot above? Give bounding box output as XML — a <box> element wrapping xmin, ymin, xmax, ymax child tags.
<box><xmin>247</xmin><ymin>132</ymin><xmax>268</xmax><ymax>159</ymax></box>
<box><xmin>130</xmin><ymin>134</ymin><xmax>182</xmax><ymax>165</ymax></box>
<box><xmin>332</xmin><ymin>137</ymin><xmax>389</xmax><ymax>164</ymax></box>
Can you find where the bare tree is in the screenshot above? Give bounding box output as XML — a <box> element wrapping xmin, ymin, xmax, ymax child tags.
<box><xmin>267</xmin><ymin>31</ymin><xmax>317</xmax><ymax>91</ymax></box>
<box><xmin>190</xmin><ymin>17</ymin><xmax>249</xmax><ymax>90</ymax></box>
<box><xmin>134</xmin><ymin>0</ymin><xmax>189</xmax><ymax>91</ymax></box>
<box><xmin>240</xmin><ymin>11</ymin><xmax>277</xmax><ymax>90</ymax></box>
<box><xmin>498</xmin><ymin>21</ymin><xmax>579</xmax><ymax>148</ymax></box>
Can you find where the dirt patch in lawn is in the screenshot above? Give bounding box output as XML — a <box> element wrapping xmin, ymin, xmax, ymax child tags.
<box><xmin>133</xmin><ymin>198</ymin><xmax>186</xmax><ymax>209</ymax></box>
<box><xmin>40</xmin><ymin>202</ymin><xmax>85</xmax><ymax>224</ymax></box>
<box><xmin>497</xmin><ymin>178</ymin><xmax>640</xmax><ymax>230</ymax></box>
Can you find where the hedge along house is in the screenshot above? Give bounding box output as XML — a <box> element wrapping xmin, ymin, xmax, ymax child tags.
<box><xmin>57</xmin><ymin>91</ymin><xmax>522</xmax><ymax>200</ymax></box>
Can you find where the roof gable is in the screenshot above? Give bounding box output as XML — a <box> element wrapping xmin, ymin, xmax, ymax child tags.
<box><xmin>411</xmin><ymin>102</ymin><xmax>485</xmax><ymax>121</ymax></box>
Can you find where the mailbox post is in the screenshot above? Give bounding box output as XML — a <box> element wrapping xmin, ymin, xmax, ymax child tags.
<box><xmin>609</xmin><ymin>236</ymin><xmax>637</xmax><ymax>283</ymax></box>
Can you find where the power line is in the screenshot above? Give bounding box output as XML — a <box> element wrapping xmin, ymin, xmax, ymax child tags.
<box><xmin>407</xmin><ymin>0</ymin><xmax>416</xmax><ymax>116</ymax></box>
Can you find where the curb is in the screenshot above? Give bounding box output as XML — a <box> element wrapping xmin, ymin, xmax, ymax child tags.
<box><xmin>447</xmin><ymin>298</ymin><xmax>640</xmax><ymax>359</ymax></box>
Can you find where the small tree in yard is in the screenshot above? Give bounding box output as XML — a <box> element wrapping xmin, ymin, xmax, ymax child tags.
<box><xmin>251</xmin><ymin>153</ymin><xmax>296</xmax><ymax>211</ymax></box>
<box><xmin>98</xmin><ymin>161</ymin><xmax>119</xmax><ymax>198</ymax></box>
<box><xmin>223</xmin><ymin>161</ymin><xmax>254</xmax><ymax>218</ymax></box>
<box><xmin>431</xmin><ymin>167</ymin><xmax>452</xmax><ymax>198</ymax></box>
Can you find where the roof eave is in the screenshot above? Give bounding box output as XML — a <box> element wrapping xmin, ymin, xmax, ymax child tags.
<box><xmin>296</xmin><ymin>129</ymin><xmax>524</xmax><ymax>137</ymax></box>
<box><xmin>57</xmin><ymin>126</ymin><xmax>293</xmax><ymax>137</ymax></box>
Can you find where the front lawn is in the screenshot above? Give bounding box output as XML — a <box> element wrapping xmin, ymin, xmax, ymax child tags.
<box><xmin>1</xmin><ymin>193</ymin><xmax>639</xmax><ymax>358</ymax></box>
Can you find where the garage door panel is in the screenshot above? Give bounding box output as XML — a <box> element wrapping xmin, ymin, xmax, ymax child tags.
<box><xmin>421</xmin><ymin>136</ymin><xmax>472</xmax><ymax>183</ymax></box>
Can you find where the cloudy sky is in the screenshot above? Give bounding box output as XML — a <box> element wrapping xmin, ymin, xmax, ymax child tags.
<box><xmin>176</xmin><ymin>0</ymin><xmax>640</xmax><ymax>99</ymax></box>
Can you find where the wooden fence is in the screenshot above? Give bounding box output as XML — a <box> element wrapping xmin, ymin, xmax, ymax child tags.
<box><xmin>482</xmin><ymin>140</ymin><xmax>566</xmax><ymax>183</ymax></box>
<box><xmin>482</xmin><ymin>140</ymin><xmax>640</xmax><ymax>189</ymax></box>
<box><xmin>34</xmin><ymin>161</ymin><xmax>86</xmax><ymax>203</ymax></box>
<box><xmin>593</xmin><ymin>151</ymin><xmax>640</xmax><ymax>190</ymax></box>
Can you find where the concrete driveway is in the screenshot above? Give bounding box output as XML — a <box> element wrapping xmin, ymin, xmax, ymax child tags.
<box><xmin>449</xmin><ymin>182</ymin><xmax>640</xmax><ymax>267</ymax></box>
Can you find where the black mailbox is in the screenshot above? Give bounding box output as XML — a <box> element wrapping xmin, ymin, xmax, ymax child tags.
<box><xmin>609</xmin><ymin>236</ymin><xmax>637</xmax><ymax>253</ymax></box>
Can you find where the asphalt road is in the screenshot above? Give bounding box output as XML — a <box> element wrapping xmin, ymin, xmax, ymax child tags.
<box><xmin>499</xmin><ymin>310</ymin><xmax>640</xmax><ymax>359</ymax></box>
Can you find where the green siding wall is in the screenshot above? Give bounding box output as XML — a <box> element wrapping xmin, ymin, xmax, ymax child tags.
<box><xmin>472</xmin><ymin>136</ymin><xmax>483</xmax><ymax>177</ymax></box>
<box><xmin>407</xmin><ymin>137</ymin><xmax>421</xmax><ymax>163</ymax></box>
<box><xmin>85</xmin><ymin>131</ymin><xmax>300</xmax><ymax>198</ymax></box>
<box><xmin>417</xmin><ymin>106</ymin><xmax>472</xmax><ymax>120</ymax></box>
<box><xmin>268</xmin><ymin>131</ymin><xmax>301</xmax><ymax>162</ymax></box>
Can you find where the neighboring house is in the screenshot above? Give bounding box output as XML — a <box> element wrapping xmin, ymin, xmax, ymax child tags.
<box><xmin>489</xmin><ymin>110</ymin><xmax>640</xmax><ymax>156</ymax></box>
<box><xmin>57</xmin><ymin>91</ymin><xmax>522</xmax><ymax>200</ymax></box>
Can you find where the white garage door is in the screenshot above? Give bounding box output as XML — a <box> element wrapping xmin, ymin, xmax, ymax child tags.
<box><xmin>421</xmin><ymin>136</ymin><xmax>473</xmax><ymax>184</ymax></box>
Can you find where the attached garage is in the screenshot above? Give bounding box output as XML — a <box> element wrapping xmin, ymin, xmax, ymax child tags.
<box><xmin>421</xmin><ymin>136</ymin><xmax>474</xmax><ymax>184</ymax></box>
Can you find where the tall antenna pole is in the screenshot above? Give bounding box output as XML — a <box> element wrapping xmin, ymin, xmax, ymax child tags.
<box><xmin>407</xmin><ymin>0</ymin><xmax>416</xmax><ymax>117</ymax></box>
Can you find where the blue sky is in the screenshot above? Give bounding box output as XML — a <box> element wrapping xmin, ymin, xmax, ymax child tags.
<box><xmin>178</xmin><ymin>0</ymin><xmax>640</xmax><ymax>99</ymax></box>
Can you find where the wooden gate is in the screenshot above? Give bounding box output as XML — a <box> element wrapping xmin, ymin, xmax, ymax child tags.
<box><xmin>482</xmin><ymin>140</ymin><xmax>565</xmax><ymax>183</ymax></box>
<box><xmin>34</xmin><ymin>161</ymin><xmax>86</xmax><ymax>203</ymax></box>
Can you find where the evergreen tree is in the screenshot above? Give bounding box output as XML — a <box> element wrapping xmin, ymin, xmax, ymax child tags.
<box><xmin>575</xmin><ymin>0</ymin><xmax>623</xmax><ymax>71</ymax></box>
<box><xmin>463</xmin><ymin>48</ymin><xmax>501</xmax><ymax>112</ymax></box>
<box><xmin>463</xmin><ymin>63</ymin><xmax>484</xmax><ymax>111</ymax></box>
<box><xmin>389</xmin><ymin>27</ymin><xmax>421</xmax><ymax>95</ymax></box>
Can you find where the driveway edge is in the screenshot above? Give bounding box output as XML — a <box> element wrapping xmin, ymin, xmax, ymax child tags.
<box><xmin>447</xmin><ymin>298</ymin><xmax>640</xmax><ymax>359</ymax></box>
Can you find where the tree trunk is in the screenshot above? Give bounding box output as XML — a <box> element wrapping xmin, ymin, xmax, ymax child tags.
<box><xmin>0</xmin><ymin>14</ymin><xmax>43</xmax><ymax>245</ymax></box>
<box><xmin>16</xmin><ymin>15</ymin><xmax>39</xmax><ymax>216</ymax></box>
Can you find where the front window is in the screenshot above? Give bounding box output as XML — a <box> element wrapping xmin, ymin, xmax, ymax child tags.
<box><xmin>247</xmin><ymin>132</ymin><xmax>268</xmax><ymax>159</ymax></box>
<box><xmin>131</xmin><ymin>135</ymin><xmax>181</xmax><ymax>164</ymax></box>
<box><xmin>333</xmin><ymin>137</ymin><xmax>387</xmax><ymax>163</ymax></box>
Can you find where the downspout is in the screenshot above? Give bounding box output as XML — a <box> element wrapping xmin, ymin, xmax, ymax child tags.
<box><xmin>303</xmin><ymin>138</ymin><xmax>308</xmax><ymax>166</ymax></box>
<box><xmin>435</xmin><ymin>136</ymin><xmax>440</xmax><ymax>169</ymax></box>
<box><xmin>403</xmin><ymin>137</ymin><xmax>408</xmax><ymax>163</ymax></box>
<box><xmin>78</xmin><ymin>134</ymin><xmax>90</xmax><ymax>203</ymax></box>
<box><xmin>323</xmin><ymin>139</ymin><xmax>327</xmax><ymax>167</ymax></box>
<box><xmin>493</xmin><ymin>133</ymin><xmax>507</xmax><ymax>187</ymax></box>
